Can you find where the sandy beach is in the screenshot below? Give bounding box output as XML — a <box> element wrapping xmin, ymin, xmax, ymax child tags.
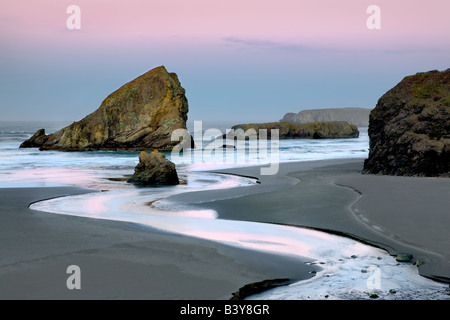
<box><xmin>200</xmin><ymin>159</ymin><xmax>450</xmax><ymax>282</ymax></box>
<box><xmin>0</xmin><ymin>187</ymin><xmax>314</xmax><ymax>300</ymax></box>
<box><xmin>0</xmin><ymin>158</ymin><xmax>449</xmax><ymax>299</ymax></box>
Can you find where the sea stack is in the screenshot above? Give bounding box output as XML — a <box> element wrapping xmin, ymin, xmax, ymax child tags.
<box><xmin>363</xmin><ymin>69</ymin><xmax>450</xmax><ymax>177</ymax></box>
<box><xmin>128</xmin><ymin>151</ymin><xmax>179</xmax><ymax>186</ymax></box>
<box><xmin>20</xmin><ymin>66</ymin><xmax>189</xmax><ymax>151</ymax></box>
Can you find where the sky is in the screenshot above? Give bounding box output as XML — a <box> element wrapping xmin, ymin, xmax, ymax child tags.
<box><xmin>0</xmin><ymin>0</ymin><xmax>449</xmax><ymax>123</ymax></box>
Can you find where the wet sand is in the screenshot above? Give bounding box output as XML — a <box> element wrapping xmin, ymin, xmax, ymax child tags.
<box><xmin>0</xmin><ymin>187</ymin><xmax>313</xmax><ymax>299</ymax></box>
<box><xmin>1</xmin><ymin>158</ymin><xmax>449</xmax><ymax>299</ymax></box>
<box><xmin>172</xmin><ymin>158</ymin><xmax>450</xmax><ymax>283</ymax></box>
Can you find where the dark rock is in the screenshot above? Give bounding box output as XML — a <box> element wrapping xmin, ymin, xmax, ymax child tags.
<box><xmin>19</xmin><ymin>129</ymin><xmax>49</xmax><ymax>148</ymax></box>
<box><xmin>363</xmin><ymin>69</ymin><xmax>450</xmax><ymax>177</ymax></box>
<box><xmin>219</xmin><ymin>144</ymin><xmax>236</xmax><ymax>149</ymax></box>
<box><xmin>127</xmin><ymin>151</ymin><xmax>179</xmax><ymax>186</ymax></box>
<box><xmin>414</xmin><ymin>259</ymin><xmax>424</xmax><ymax>266</ymax></box>
<box><xmin>229</xmin><ymin>278</ymin><xmax>292</xmax><ymax>300</ymax></box>
<box><xmin>20</xmin><ymin>66</ymin><xmax>189</xmax><ymax>152</ymax></box>
<box><xmin>225</xmin><ymin>121</ymin><xmax>359</xmax><ymax>140</ymax></box>
<box><xmin>396</xmin><ymin>253</ymin><xmax>413</xmax><ymax>262</ymax></box>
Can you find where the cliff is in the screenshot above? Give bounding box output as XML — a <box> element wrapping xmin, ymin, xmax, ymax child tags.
<box><xmin>20</xmin><ymin>66</ymin><xmax>189</xmax><ymax>151</ymax></box>
<box><xmin>281</xmin><ymin>107</ymin><xmax>371</xmax><ymax>127</ymax></box>
<box><xmin>363</xmin><ymin>69</ymin><xmax>450</xmax><ymax>177</ymax></box>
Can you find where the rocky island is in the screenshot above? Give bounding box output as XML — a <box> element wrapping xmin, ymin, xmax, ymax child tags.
<box><xmin>363</xmin><ymin>69</ymin><xmax>449</xmax><ymax>177</ymax></box>
<box><xmin>228</xmin><ymin>121</ymin><xmax>359</xmax><ymax>139</ymax></box>
<box><xmin>20</xmin><ymin>66</ymin><xmax>189</xmax><ymax>152</ymax></box>
<box><xmin>281</xmin><ymin>107</ymin><xmax>371</xmax><ymax>127</ymax></box>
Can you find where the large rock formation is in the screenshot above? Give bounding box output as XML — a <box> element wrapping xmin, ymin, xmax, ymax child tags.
<box><xmin>281</xmin><ymin>108</ymin><xmax>371</xmax><ymax>127</ymax></box>
<box><xmin>128</xmin><ymin>151</ymin><xmax>179</xmax><ymax>186</ymax></box>
<box><xmin>20</xmin><ymin>66</ymin><xmax>189</xmax><ymax>151</ymax></box>
<box><xmin>363</xmin><ymin>69</ymin><xmax>450</xmax><ymax>177</ymax></box>
<box><xmin>228</xmin><ymin>121</ymin><xmax>359</xmax><ymax>139</ymax></box>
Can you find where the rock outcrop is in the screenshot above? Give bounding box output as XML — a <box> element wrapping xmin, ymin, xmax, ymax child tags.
<box><xmin>363</xmin><ymin>69</ymin><xmax>450</xmax><ymax>177</ymax></box>
<box><xmin>128</xmin><ymin>151</ymin><xmax>179</xmax><ymax>186</ymax></box>
<box><xmin>20</xmin><ymin>66</ymin><xmax>189</xmax><ymax>151</ymax></box>
<box><xmin>230</xmin><ymin>278</ymin><xmax>293</xmax><ymax>300</ymax></box>
<box><xmin>19</xmin><ymin>129</ymin><xmax>49</xmax><ymax>148</ymax></box>
<box><xmin>281</xmin><ymin>108</ymin><xmax>371</xmax><ymax>127</ymax></box>
<box><xmin>228</xmin><ymin>121</ymin><xmax>359</xmax><ymax>139</ymax></box>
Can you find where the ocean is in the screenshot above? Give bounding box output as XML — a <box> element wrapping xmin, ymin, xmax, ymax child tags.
<box><xmin>0</xmin><ymin>120</ymin><xmax>369</xmax><ymax>189</ymax></box>
<box><xmin>1</xmin><ymin>120</ymin><xmax>447</xmax><ymax>300</ymax></box>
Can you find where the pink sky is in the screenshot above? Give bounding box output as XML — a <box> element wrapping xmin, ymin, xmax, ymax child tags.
<box><xmin>1</xmin><ymin>0</ymin><xmax>449</xmax><ymax>121</ymax></box>
<box><xmin>2</xmin><ymin>0</ymin><xmax>449</xmax><ymax>49</ymax></box>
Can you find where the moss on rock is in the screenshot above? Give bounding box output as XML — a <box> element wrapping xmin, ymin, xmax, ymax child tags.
<box><xmin>21</xmin><ymin>66</ymin><xmax>189</xmax><ymax>152</ymax></box>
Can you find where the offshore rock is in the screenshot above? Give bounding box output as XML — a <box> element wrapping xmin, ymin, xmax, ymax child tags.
<box><xmin>20</xmin><ymin>66</ymin><xmax>189</xmax><ymax>151</ymax></box>
<box><xmin>363</xmin><ymin>69</ymin><xmax>450</xmax><ymax>177</ymax></box>
<box><xmin>281</xmin><ymin>108</ymin><xmax>371</xmax><ymax>127</ymax></box>
<box><xmin>228</xmin><ymin>121</ymin><xmax>359</xmax><ymax>139</ymax></box>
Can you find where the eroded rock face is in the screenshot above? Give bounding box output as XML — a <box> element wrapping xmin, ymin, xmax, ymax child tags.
<box><xmin>20</xmin><ymin>66</ymin><xmax>189</xmax><ymax>151</ymax></box>
<box><xmin>128</xmin><ymin>151</ymin><xmax>179</xmax><ymax>186</ymax></box>
<box><xmin>228</xmin><ymin>121</ymin><xmax>359</xmax><ymax>139</ymax></box>
<box><xmin>363</xmin><ymin>69</ymin><xmax>450</xmax><ymax>177</ymax></box>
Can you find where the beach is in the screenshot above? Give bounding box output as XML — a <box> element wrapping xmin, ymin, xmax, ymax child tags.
<box><xmin>0</xmin><ymin>158</ymin><xmax>449</xmax><ymax>299</ymax></box>
<box><xmin>0</xmin><ymin>187</ymin><xmax>314</xmax><ymax>300</ymax></box>
<box><xmin>208</xmin><ymin>159</ymin><xmax>450</xmax><ymax>282</ymax></box>
<box><xmin>2</xmin><ymin>0</ymin><xmax>450</xmax><ymax>304</ymax></box>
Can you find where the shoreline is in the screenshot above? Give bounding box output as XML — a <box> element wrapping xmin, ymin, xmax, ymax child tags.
<box><xmin>201</xmin><ymin>158</ymin><xmax>450</xmax><ymax>284</ymax></box>
<box><xmin>1</xmin><ymin>158</ymin><xmax>449</xmax><ymax>299</ymax></box>
<box><xmin>163</xmin><ymin>158</ymin><xmax>450</xmax><ymax>283</ymax></box>
<box><xmin>0</xmin><ymin>186</ymin><xmax>316</xmax><ymax>300</ymax></box>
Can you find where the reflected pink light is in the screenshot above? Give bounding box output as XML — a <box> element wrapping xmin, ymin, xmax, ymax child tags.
<box><xmin>147</xmin><ymin>219</ymin><xmax>314</xmax><ymax>258</ymax></box>
<box><xmin>193</xmin><ymin>229</ymin><xmax>312</xmax><ymax>257</ymax></box>
<box><xmin>6</xmin><ymin>167</ymin><xmax>96</xmax><ymax>186</ymax></box>
<box><xmin>175</xmin><ymin>210</ymin><xmax>218</xmax><ymax>219</ymax></box>
<box><xmin>83</xmin><ymin>194</ymin><xmax>109</xmax><ymax>213</ymax></box>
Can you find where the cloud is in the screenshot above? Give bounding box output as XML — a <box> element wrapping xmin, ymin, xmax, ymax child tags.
<box><xmin>223</xmin><ymin>37</ymin><xmax>278</xmax><ymax>47</ymax></box>
<box><xmin>223</xmin><ymin>37</ymin><xmax>315</xmax><ymax>53</ymax></box>
<box><xmin>223</xmin><ymin>36</ymin><xmax>450</xmax><ymax>58</ymax></box>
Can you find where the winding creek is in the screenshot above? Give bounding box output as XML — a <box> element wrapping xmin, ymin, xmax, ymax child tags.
<box><xmin>28</xmin><ymin>170</ymin><xmax>450</xmax><ymax>300</ymax></box>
